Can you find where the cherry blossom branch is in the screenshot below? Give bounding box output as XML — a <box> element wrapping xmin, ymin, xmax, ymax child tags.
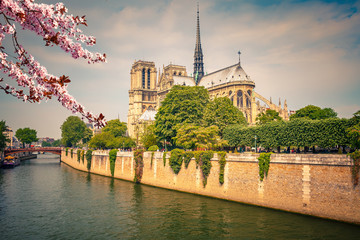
<box><xmin>0</xmin><ymin>0</ymin><xmax>107</xmax><ymax>127</ymax></box>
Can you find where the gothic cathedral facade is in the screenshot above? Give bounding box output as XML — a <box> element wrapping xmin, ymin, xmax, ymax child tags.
<box><xmin>127</xmin><ymin>6</ymin><xmax>289</xmax><ymax>138</ymax></box>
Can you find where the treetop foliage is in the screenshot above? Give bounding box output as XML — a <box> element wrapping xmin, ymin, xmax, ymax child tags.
<box><xmin>15</xmin><ymin>127</ymin><xmax>38</xmax><ymax>147</ymax></box>
<box><xmin>88</xmin><ymin>119</ymin><xmax>134</xmax><ymax>149</ymax></box>
<box><xmin>203</xmin><ymin>97</ymin><xmax>247</xmax><ymax>133</ymax></box>
<box><xmin>155</xmin><ymin>85</ymin><xmax>210</xmax><ymax>145</ymax></box>
<box><xmin>61</xmin><ymin>116</ymin><xmax>88</xmax><ymax>147</ymax></box>
<box><xmin>256</xmin><ymin>109</ymin><xmax>282</xmax><ymax>125</ymax></box>
<box><xmin>290</xmin><ymin>105</ymin><xmax>337</xmax><ymax>120</ymax></box>
<box><xmin>102</xmin><ymin>119</ymin><xmax>127</xmax><ymax>138</ymax></box>
<box><xmin>174</xmin><ymin>124</ymin><xmax>227</xmax><ymax>150</ymax></box>
<box><xmin>0</xmin><ymin>120</ymin><xmax>10</xmax><ymax>151</ymax></box>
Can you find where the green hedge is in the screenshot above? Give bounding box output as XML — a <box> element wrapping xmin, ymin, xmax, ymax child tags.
<box><xmin>224</xmin><ymin>118</ymin><xmax>353</xmax><ymax>150</ymax></box>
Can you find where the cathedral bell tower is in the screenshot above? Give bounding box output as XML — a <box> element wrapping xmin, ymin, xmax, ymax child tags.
<box><xmin>193</xmin><ymin>3</ymin><xmax>204</xmax><ymax>85</ymax></box>
<box><xmin>127</xmin><ymin>60</ymin><xmax>157</xmax><ymax>138</ymax></box>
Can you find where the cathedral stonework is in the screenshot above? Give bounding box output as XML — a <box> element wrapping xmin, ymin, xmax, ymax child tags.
<box><xmin>127</xmin><ymin>6</ymin><xmax>289</xmax><ymax>138</ymax></box>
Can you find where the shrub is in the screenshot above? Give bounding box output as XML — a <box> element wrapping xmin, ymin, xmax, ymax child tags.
<box><xmin>70</xmin><ymin>148</ymin><xmax>73</xmax><ymax>158</ymax></box>
<box><xmin>66</xmin><ymin>147</ymin><xmax>69</xmax><ymax>156</ymax></box>
<box><xmin>109</xmin><ymin>149</ymin><xmax>118</xmax><ymax>177</ymax></box>
<box><xmin>148</xmin><ymin>145</ymin><xmax>159</xmax><ymax>151</ymax></box>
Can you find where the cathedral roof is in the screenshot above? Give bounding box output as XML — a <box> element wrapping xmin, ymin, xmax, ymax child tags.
<box><xmin>138</xmin><ymin>109</ymin><xmax>157</xmax><ymax>121</ymax></box>
<box><xmin>173</xmin><ymin>76</ymin><xmax>196</xmax><ymax>86</ymax></box>
<box><xmin>198</xmin><ymin>63</ymin><xmax>253</xmax><ymax>88</ymax></box>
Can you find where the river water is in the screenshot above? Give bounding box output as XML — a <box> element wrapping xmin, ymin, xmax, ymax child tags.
<box><xmin>1</xmin><ymin>153</ymin><xmax>360</xmax><ymax>239</ymax></box>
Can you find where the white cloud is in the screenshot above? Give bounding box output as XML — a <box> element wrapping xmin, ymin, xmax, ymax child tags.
<box><xmin>1</xmin><ymin>0</ymin><xmax>359</xmax><ymax>138</ymax></box>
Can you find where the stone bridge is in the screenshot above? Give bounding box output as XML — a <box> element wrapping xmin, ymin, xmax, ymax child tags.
<box><xmin>5</xmin><ymin>147</ymin><xmax>61</xmax><ymax>156</ymax></box>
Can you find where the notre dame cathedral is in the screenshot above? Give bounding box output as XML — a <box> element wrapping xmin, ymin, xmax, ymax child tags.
<box><xmin>127</xmin><ymin>6</ymin><xmax>289</xmax><ymax>138</ymax></box>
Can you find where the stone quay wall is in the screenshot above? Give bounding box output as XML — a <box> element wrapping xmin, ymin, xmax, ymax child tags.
<box><xmin>61</xmin><ymin>150</ymin><xmax>360</xmax><ymax>224</ymax></box>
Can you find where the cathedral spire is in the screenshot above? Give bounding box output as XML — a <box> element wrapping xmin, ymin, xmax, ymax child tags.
<box><xmin>194</xmin><ymin>3</ymin><xmax>204</xmax><ymax>85</ymax></box>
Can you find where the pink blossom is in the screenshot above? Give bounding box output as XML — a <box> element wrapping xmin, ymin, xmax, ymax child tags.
<box><xmin>0</xmin><ymin>0</ymin><xmax>107</xmax><ymax>127</ymax></box>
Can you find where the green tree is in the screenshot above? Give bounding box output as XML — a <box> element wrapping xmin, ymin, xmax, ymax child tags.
<box><xmin>155</xmin><ymin>85</ymin><xmax>210</xmax><ymax>145</ymax></box>
<box><xmin>15</xmin><ymin>127</ymin><xmax>38</xmax><ymax>148</ymax></box>
<box><xmin>256</xmin><ymin>109</ymin><xmax>282</xmax><ymax>125</ymax></box>
<box><xmin>88</xmin><ymin>132</ymin><xmax>135</xmax><ymax>149</ymax></box>
<box><xmin>174</xmin><ymin>124</ymin><xmax>227</xmax><ymax>150</ymax></box>
<box><xmin>88</xmin><ymin>132</ymin><xmax>112</xmax><ymax>149</ymax></box>
<box><xmin>52</xmin><ymin>139</ymin><xmax>61</xmax><ymax>147</ymax></box>
<box><xmin>41</xmin><ymin>141</ymin><xmax>52</xmax><ymax>147</ymax></box>
<box><xmin>141</xmin><ymin>124</ymin><xmax>158</xmax><ymax>149</ymax></box>
<box><xmin>82</xmin><ymin>128</ymin><xmax>93</xmax><ymax>144</ymax></box>
<box><xmin>88</xmin><ymin>118</ymin><xmax>134</xmax><ymax>149</ymax></box>
<box><xmin>102</xmin><ymin>119</ymin><xmax>127</xmax><ymax>137</ymax></box>
<box><xmin>0</xmin><ymin>120</ymin><xmax>10</xmax><ymax>151</ymax></box>
<box><xmin>61</xmin><ymin>116</ymin><xmax>87</xmax><ymax>147</ymax></box>
<box><xmin>204</xmin><ymin>97</ymin><xmax>247</xmax><ymax>134</ymax></box>
<box><xmin>347</xmin><ymin>110</ymin><xmax>360</xmax><ymax>149</ymax></box>
<box><xmin>290</xmin><ymin>105</ymin><xmax>337</xmax><ymax>120</ymax></box>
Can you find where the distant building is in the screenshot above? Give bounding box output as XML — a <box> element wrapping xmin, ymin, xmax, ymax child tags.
<box><xmin>3</xmin><ymin>127</ymin><xmax>20</xmax><ymax>148</ymax></box>
<box><xmin>87</xmin><ymin>123</ymin><xmax>101</xmax><ymax>136</ymax></box>
<box><xmin>127</xmin><ymin>5</ymin><xmax>289</xmax><ymax>138</ymax></box>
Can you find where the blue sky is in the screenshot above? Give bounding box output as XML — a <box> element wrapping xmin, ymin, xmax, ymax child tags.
<box><xmin>1</xmin><ymin>0</ymin><xmax>359</xmax><ymax>138</ymax></box>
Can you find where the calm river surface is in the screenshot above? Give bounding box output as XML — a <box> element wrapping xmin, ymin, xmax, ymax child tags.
<box><xmin>1</xmin><ymin>153</ymin><xmax>360</xmax><ymax>239</ymax></box>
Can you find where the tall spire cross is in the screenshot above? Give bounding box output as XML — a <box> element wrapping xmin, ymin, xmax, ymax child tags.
<box><xmin>193</xmin><ymin>2</ymin><xmax>204</xmax><ymax>85</ymax></box>
<box><xmin>238</xmin><ymin>50</ymin><xmax>241</xmax><ymax>66</ymax></box>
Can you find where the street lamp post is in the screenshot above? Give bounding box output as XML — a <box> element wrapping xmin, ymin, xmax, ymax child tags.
<box><xmin>254</xmin><ymin>135</ymin><xmax>257</xmax><ymax>153</ymax></box>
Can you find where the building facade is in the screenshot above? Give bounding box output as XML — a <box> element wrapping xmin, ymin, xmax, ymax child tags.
<box><xmin>127</xmin><ymin>6</ymin><xmax>289</xmax><ymax>138</ymax></box>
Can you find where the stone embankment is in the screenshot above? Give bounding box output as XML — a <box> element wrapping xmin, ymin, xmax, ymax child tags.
<box><xmin>61</xmin><ymin>150</ymin><xmax>360</xmax><ymax>225</ymax></box>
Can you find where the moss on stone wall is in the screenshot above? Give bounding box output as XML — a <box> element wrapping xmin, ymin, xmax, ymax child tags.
<box><xmin>134</xmin><ymin>150</ymin><xmax>144</xmax><ymax>183</ymax></box>
<box><xmin>109</xmin><ymin>149</ymin><xmax>118</xmax><ymax>177</ymax></box>
<box><xmin>169</xmin><ymin>149</ymin><xmax>185</xmax><ymax>174</ymax></box>
<box><xmin>349</xmin><ymin>150</ymin><xmax>360</xmax><ymax>187</ymax></box>
<box><xmin>184</xmin><ymin>152</ymin><xmax>194</xmax><ymax>169</ymax></box>
<box><xmin>258</xmin><ymin>152</ymin><xmax>272</xmax><ymax>181</ymax></box>
<box><xmin>77</xmin><ymin>149</ymin><xmax>81</xmax><ymax>163</ymax></box>
<box><xmin>218</xmin><ymin>151</ymin><xmax>226</xmax><ymax>185</ymax></box>
<box><xmin>86</xmin><ymin>150</ymin><xmax>92</xmax><ymax>171</ymax></box>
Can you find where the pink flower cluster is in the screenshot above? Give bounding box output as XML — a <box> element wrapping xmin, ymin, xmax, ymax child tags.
<box><xmin>0</xmin><ymin>0</ymin><xmax>107</xmax><ymax>127</ymax></box>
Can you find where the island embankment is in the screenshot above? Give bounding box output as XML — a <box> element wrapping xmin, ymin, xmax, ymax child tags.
<box><xmin>61</xmin><ymin>150</ymin><xmax>359</xmax><ymax>225</ymax></box>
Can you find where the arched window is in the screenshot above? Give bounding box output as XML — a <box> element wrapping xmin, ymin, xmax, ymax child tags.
<box><xmin>229</xmin><ymin>90</ymin><xmax>232</xmax><ymax>97</ymax></box>
<box><xmin>246</xmin><ymin>90</ymin><xmax>252</xmax><ymax>108</ymax></box>
<box><xmin>142</xmin><ymin>68</ymin><xmax>146</xmax><ymax>89</ymax></box>
<box><xmin>147</xmin><ymin>69</ymin><xmax>151</xmax><ymax>89</ymax></box>
<box><xmin>148</xmin><ymin>106</ymin><xmax>154</xmax><ymax>111</ymax></box>
<box><xmin>237</xmin><ymin>90</ymin><xmax>243</xmax><ymax>108</ymax></box>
